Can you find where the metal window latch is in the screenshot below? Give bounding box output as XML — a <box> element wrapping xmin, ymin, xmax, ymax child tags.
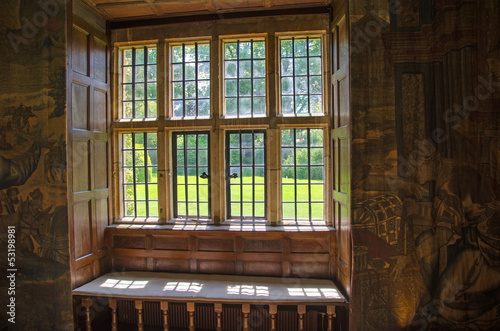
<box><xmin>200</xmin><ymin>172</ymin><xmax>209</xmax><ymax>179</ymax></box>
<box><xmin>228</xmin><ymin>173</ymin><xmax>238</xmax><ymax>179</ymax></box>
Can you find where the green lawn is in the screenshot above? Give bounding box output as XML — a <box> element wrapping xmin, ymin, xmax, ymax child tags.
<box><xmin>128</xmin><ymin>176</ymin><xmax>324</xmax><ymax>220</ymax></box>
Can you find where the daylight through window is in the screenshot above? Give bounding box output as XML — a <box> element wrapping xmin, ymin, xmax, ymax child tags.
<box><xmin>116</xmin><ymin>32</ymin><xmax>327</xmax><ymax>225</ymax></box>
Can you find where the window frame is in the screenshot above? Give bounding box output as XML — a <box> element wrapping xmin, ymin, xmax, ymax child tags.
<box><xmin>118</xmin><ymin>130</ymin><xmax>160</xmax><ymax>222</ymax></box>
<box><xmin>169</xmin><ymin>40</ymin><xmax>212</xmax><ymax>119</ymax></box>
<box><xmin>172</xmin><ymin>131</ymin><xmax>212</xmax><ymax>221</ymax></box>
<box><xmin>112</xmin><ymin>21</ymin><xmax>331</xmax><ymax>226</ymax></box>
<box><xmin>276</xmin><ymin>32</ymin><xmax>327</xmax><ymax>117</ymax></box>
<box><xmin>117</xmin><ymin>42</ymin><xmax>159</xmax><ymax>120</ymax></box>
<box><xmin>220</xmin><ymin>34</ymin><xmax>269</xmax><ymax>118</ymax></box>
<box><xmin>280</xmin><ymin>127</ymin><xmax>326</xmax><ymax>224</ymax></box>
<box><xmin>225</xmin><ymin>129</ymin><xmax>267</xmax><ymax>221</ymax></box>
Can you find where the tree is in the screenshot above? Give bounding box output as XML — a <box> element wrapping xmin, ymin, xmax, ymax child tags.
<box><xmin>48</xmin><ymin>67</ymin><xmax>66</xmax><ymax>118</ymax></box>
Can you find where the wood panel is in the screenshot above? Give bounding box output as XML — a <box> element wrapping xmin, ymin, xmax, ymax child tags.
<box><xmin>107</xmin><ymin>228</ymin><xmax>335</xmax><ymax>279</ymax></box>
<box><xmin>114</xmin><ymin>235</ymin><xmax>146</xmax><ymax>249</ymax></box>
<box><xmin>244</xmin><ymin>238</ymin><xmax>283</xmax><ymax>253</ymax></box>
<box><xmin>74</xmin><ymin>264</ymin><xmax>94</xmax><ymax>289</ymax></box>
<box><xmin>69</xmin><ymin>3</ymin><xmax>111</xmax><ymax>289</ymax></box>
<box><xmin>94</xmin><ymin>141</ymin><xmax>108</xmax><ymax>189</ymax></box>
<box><xmin>291</xmin><ymin>262</ymin><xmax>329</xmax><ymax>278</ymax></box>
<box><xmin>198</xmin><ymin>238</ymin><xmax>234</xmax><ymax>252</ymax></box>
<box><xmin>154</xmin><ymin>236</ymin><xmax>190</xmax><ymax>251</ymax></box>
<box><xmin>93</xmin><ymin>88</ymin><xmax>107</xmax><ymax>131</ymax></box>
<box><xmin>93</xmin><ymin>37</ymin><xmax>107</xmax><ymax>83</ymax></box>
<box><xmin>331</xmin><ymin>0</ymin><xmax>351</xmax><ymax>297</ymax></box>
<box><xmin>198</xmin><ymin>260</ymin><xmax>235</xmax><ymax>274</ymax></box>
<box><xmin>244</xmin><ymin>261</ymin><xmax>282</xmax><ymax>276</ymax></box>
<box><xmin>155</xmin><ymin>258</ymin><xmax>191</xmax><ymax>272</ymax></box>
<box><xmin>95</xmin><ymin>198</ymin><xmax>109</xmax><ymax>250</ymax></box>
<box><xmin>72</xmin><ymin>25</ymin><xmax>89</xmax><ymax>75</ymax></box>
<box><xmin>72</xmin><ymin>140</ymin><xmax>90</xmax><ymax>192</ymax></box>
<box><xmin>74</xmin><ymin>201</ymin><xmax>93</xmax><ymax>258</ymax></box>
<box><xmin>72</xmin><ymin>83</ymin><xmax>89</xmax><ymax>130</ymax></box>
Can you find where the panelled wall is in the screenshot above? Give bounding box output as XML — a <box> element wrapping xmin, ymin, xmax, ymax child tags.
<box><xmin>107</xmin><ymin>228</ymin><xmax>336</xmax><ymax>279</ymax></box>
<box><xmin>69</xmin><ymin>1</ymin><xmax>111</xmax><ymax>288</ymax></box>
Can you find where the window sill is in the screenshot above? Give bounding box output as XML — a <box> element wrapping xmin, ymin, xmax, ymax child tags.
<box><xmin>108</xmin><ymin>222</ymin><xmax>334</xmax><ymax>232</ymax></box>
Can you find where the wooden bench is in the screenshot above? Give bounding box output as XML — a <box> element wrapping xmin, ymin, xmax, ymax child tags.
<box><xmin>73</xmin><ymin>271</ymin><xmax>347</xmax><ymax>331</ymax></box>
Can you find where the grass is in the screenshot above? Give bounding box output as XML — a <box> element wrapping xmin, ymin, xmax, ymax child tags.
<box><xmin>126</xmin><ymin>176</ymin><xmax>324</xmax><ymax>220</ymax></box>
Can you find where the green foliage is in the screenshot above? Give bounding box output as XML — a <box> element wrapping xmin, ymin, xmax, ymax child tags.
<box><xmin>147</xmin><ymin>48</ymin><xmax>157</xmax><ymax>64</ymax></box>
<box><xmin>281</xmin><ymin>129</ymin><xmax>324</xmax><ymax>180</ymax></box>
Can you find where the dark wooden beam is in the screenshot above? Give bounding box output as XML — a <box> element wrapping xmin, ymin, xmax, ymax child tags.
<box><xmin>110</xmin><ymin>6</ymin><xmax>331</xmax><ymax>29</ymax></box>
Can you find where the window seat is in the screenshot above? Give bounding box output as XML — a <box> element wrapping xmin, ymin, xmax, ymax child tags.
<box><xmin>73</xmin><ymin>271</ymin><xmax>347</xmax><ymax>331</ymax></box>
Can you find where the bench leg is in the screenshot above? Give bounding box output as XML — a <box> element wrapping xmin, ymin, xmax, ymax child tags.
<box><xmin>242</xmin><ymin>303</ymin><xmax>250</xmax><ymax>331</ymax></box>
<box><xmin>82</xmin><ymin>298</ymin><xmax>93</xmax><ymax>331</ymax></box>
<box><xmin>327</xmin><ymin>306</ymin><xmax>336</xmax><ymax>331</ymax></box>
<box><xmin>214</xmin><ymin>303</ymin><xmax>222</xmax><ymax>331</ymax></box>
<box><xmin>161</xmin><ymin>301</ymin><xmax>169</xmax><ymax>331</ymax></box>
<box><xmin>109</xmin><ymin>299</ymin><xmax>117</xmax><ymax>331</ymax></box>
<box><xmin>187</xmin><ymin>302</ymin><xmax>195</xmax><ymax>331</ymax></box>
<box><xmin>298</xmin><ymin>305</ymin><xmax>306</xmax><ymax>331</ymax></box>
<box><xmin>135</xmin><ymin>300</ymin><xmax>144</xmax><ymax>331</ymax></box>
<box><xmin>269</xmin><ymin>305</ymin><xmax>277</xmax><ymax>331</ymax></box>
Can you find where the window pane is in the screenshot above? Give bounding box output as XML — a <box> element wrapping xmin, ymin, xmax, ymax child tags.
<box><xmin>282</xmin><ymin>185</ymin><xmax>295</xmax><ymax>202</ymax></box>
<box><xmin>135</xmin><ymin>48</ymin><xmax>144</xmax><ymax>64</ymax></box>
<box><xmin>311</xmin><ymin>203</ymin><xmax>324</xmax><ymax>220</ymax></box>
<box><xmin>173</xmin><ymin>132</ymin><xmax>211</xmax><ymax>220</ymax></box>
<box><xmin>170</xmin><ymin>42</ymin><xmax>211</xmax><ymax>118</ymax></box>
<box><xmin>121</xmin><ymin>132</ymin><xmax>158</xmax><ymax>218</ymax></box>
<box><xmin>123</xmin><ymin>67</ymin><xmax>132</xmax><ymax>83</ymax></box>
<box><xmin>255</xmin><ymin>185</ymin><xmax>265</xmax><ymax>202</ymax></box>
<box><xmin>253</xmin><ymin>79</ymin><xmax>266</xmax><ymax>96</ymax></box>
<box><xmin>227</xmin><ymin>131</ymin><xmax>266</xmax><ymax>220</ymax></box>
<box><xmin>280</xmin><ymin>128</ymin><xmax>324</xmax><ymax>223</ymax></box>
<box><xmin>255</xmin><ymin>203</ymin><xmax>265</xmax><ymax>217</ymax></box>
<box><xmin>148</xmin><ymin>100</ymin><xmax>157</xmax><ymax>118</ymax></box>
<box><xmin>198</xmin><ymin>44</ymin><xmax>210</xmax><ymax>61</ymax></box>
<box><xmin>123</xmin><ymin>50</ymin><xmax>132</xmax><ymax>65</ymax></box>
<box><xmin>224</xmin><ymin>39</ymin><xmax>266</xmax><ymax>117</ymax></box>
<box><xmin>253</xmin><ymin>60</ymin><xmax>265</xmax><ymax>77</ymax></box>
<box><xmin>255</xmin><ymin>167</ymin><xmax>265</xmax><ymax>183</ymax></box>
<box><xmin>279</xmin><ymin>37</ymin><xmax>323</xmax><ymax>115</ymax></box>
<box><xmin>135</xmin><ymin>66</ymin><xmax>145</xmax><ymax>82</ymax></box>
<box><xmin>174</xmin><ymin>101</ymin><xmax>183</xmax><ymax>117</ymax></box>
<box><xmin>230</xmin><ymin>150</ymin><xmax>240</xmax><ymax>166</ymax></box>
<box><xmin>121</xmin><ymin>46</ymin><xmax>157</xmax><ymax>118</ymax></box>
<box><xmin>253</xmin><ymin>41</ymin><xmax>265</xmax><ymax>58</ymax></box>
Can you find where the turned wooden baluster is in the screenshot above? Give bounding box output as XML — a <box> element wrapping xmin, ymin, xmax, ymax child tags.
<box><xmin>135</xmin><ymin>300</ymin><xmax>144</xmax><ymax>331</ymax></box>
<box><xmin>327</xmin><ymin>305</ymin><xmax>336</xmax><ymax>331</ymax></box>
<box><xmin>82</xmin><ymin>297</ymin><xmax>93</xmax><ymax>331</ymax></box>
<box><xmin>298</xmin><ymin>305</ymin><xmax>306</xmax><ymax>331</ymax></box>
<box><xmin>161</xmin><ymin>301</ymin><xmax>169</xmax><ymax>331</ymax></box>
<box><xmin>214</xmin><ymin>303</ymin><xmax>222</xmax><ymax>331</ymax></box>
<box><xmin>187</xmin><ymin>302</ymin><xmax>195</xmax><ymax>331</ymax></box>
<box><xmin>242</xmin><ymin>303</ymin><xmax>250</xmax><ymax>331</ymax></box>
<box><xmin>269</xmin><ymin>305</ymin><xmax>277</xmax><ymax>331</ymax></box>
<box><xmin>109</xmin><ymin>299</ymin><xmax>117</xmax><ymax>331</ymax></box>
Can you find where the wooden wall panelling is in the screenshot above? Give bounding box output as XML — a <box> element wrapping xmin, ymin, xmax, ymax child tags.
<box><xmin>331</xmin><ymin>0</ymin><xmax>351</xmax><ymax>297</ymax></box>
<box><xmin>69</xmin><ymin>9</ymin><xmax>111</xmax><ymax>288</ymax></box>
<box><xmin>107</xmin><ymin>228</ymin><xmax>334</xmax><ymax>279</ymax></box>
